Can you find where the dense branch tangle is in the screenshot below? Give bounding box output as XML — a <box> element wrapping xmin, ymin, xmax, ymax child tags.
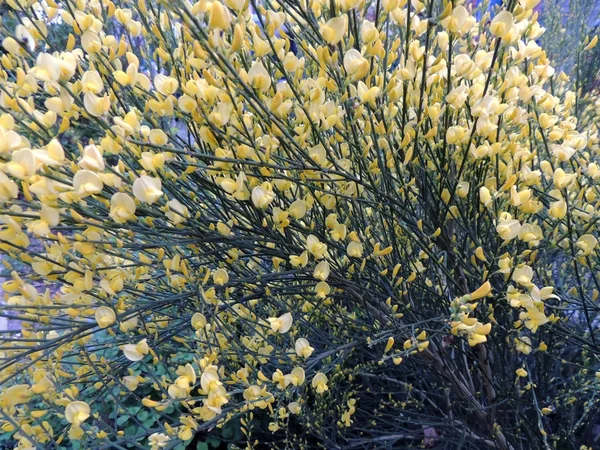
<box><xmin>0</xmin><ymin>0</ymin><xmax>599</xmax><ymax>448</ymax></box>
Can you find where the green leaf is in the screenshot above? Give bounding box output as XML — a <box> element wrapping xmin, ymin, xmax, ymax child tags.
<box><xmin>116</xmin><ymin>415</ymin><xmax>130</xmax><ymax>426</ymax></box>
<box><xmin>128</xmin><ymin>406</ymin><xmax>142</xmax><ymax>415</ymax></box>
<box><xmin>196</xmin><ymin>443</ymin><xmax>209</xmax><ymax>450</ymax></box>
<box><xmin>207</xmin><ymin>437</ymin><xmax>221</xmax><ymax>448</ymax></box>
<box><xmin>143</xmin><ymin>418</ymin><xmax>156</xmax><ymax>428</ymax></box>
<box><xmin>222</xmin><ymin>425</ymin><xmax>232</xmax><ymax>439</ymax></box>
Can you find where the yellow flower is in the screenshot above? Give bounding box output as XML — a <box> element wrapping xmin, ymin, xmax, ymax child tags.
<box><xmin>576</xmin><ymin>234</ymin><xmax>597</xmax><ymax>256</ymax></box>
<box><xmin>512</xmin><ymin>265</ymin><xmax>534</xmax><ymax>287</ymax></box>
<box><xmin>551</xmin><ymin>144</ymin><xmax>576</xmax><ymax>162</ymax></box>
<box><xmin>2</xmin><ymin>36</ymin><xmax>25</xmax><ymax>56</ymax></box>
<box><xmin>140</xmin><ymin>152</ymin><xmax>166</xmax><ymax>172</ymax></box>
<box><xmin>251</xmin><ymin>184</ymin><xmax>275</xmax><ymax>209</ymax></box>
<box><xmin>284</xmin><ymin>367</ymin><xmax>305</xmax><ymax>387</ymax></box>
<box><xmin>518</xmin><ymin>224</ymin><xmax>543</xmax><ymax>247</ymax></box>
<box><xmin>94</xmin><ymin>306</ymin><xmax>116</xmax><ymax>328</ymax></box>
<box><xmin>287</xmin><ymin>402</ymin><xmax>302</xmax><ymax>414</ymax></box>
<box><xmin>5</xmin><ymin>149</ymin><xmax>36</xmax><ymax>179</ymax></box>
<box><xmin>83</xmin><ymin>93</ymin><xmax>111</xmax><ymax>117</ymax></box>
<box><xmin>549</xmin><ymin>199</ymin><xmax>567</xmax><ymax>219</ymax></box>
<box><xmin>224</xmin><ymin>0</ymin><xmax>244</xmax><ymax>10</ymax></box>
<box><xmin>166</xmin><ymin>199</ymin><xmax>189</xmax><ymax>225</ymax></box>
<box><xmin>243</xmin><ymin>385</ymin><xmax>271</xmax><ymax>409</ymax></box>
<box><xmin>191</xmin><ymin>312</ymin><xmax>207</xmax><ymax>330</ymax></box>
<box><xmin>149</xmin><ymin>129</ymin><xmax>169</xmax><ymax>146</ymax></box>
<box><xmin>35</xmin><ymin>138</ymin><xmax>65</xmax><ymax>165</ymax></box>
<box><xmin>81</xmin><ymin>70</ymin><xmax>103</xmax><ymax>94</ymax></box>
<box><xmin>490</xmin><ymin>11</ymin><xmax>514</xmax><ymax>39</ymax></box>
<box><xmin>343</xmin><ymin>49</ymin><xmax>369</xmax><ymax>82</ymax></box>
<box><xmin>78</xmin><ymin>145</ymin><xmax>105</xmax><ymax>171</ymax></box>
<box><xmin>479</xmin><ymin>186</ymin><xmax>492</xmax><ymax>206</ymax></box>
<box><xmin>384</xmin><ymin>337</ymin><xmax>394</xmax><ymax>353</ymax></box>
<box><xmin>268</xmin><ymin>312</ymin><xmax>293</xmax><ymax>334</ymax></box>
<box><xmin>32</xmin><ymin>53</ymin><xmax>61</xmax><ymax>82</ymax></box>
<box><xmin>69</xmin><ymin>424</ymin><xmax>85</xmax><ymax>440</ymax></box>
<box><xmin>515</xmin><ymin>337</ymin><xmax>533</xmax><ymax>355</ymax></box>
<box><xmin>0</xmin><ymin>127</ymin><xmax>23</xmax><ymax>154</ymax></box>
<box><xmin>154</xmin><ymin>74</ymin><xmax>179</xmax><ymax>96</ymax></box>
<box><xmin>441</xmin><ymin>5</ymin><xmax>475</xmax><ymax>35</ymax></box>
<box><xmin>114</xmin><ymin>110</ymin><xmax>141</xmax><ymax>135</ymax></box>
<box><xmin>81</xmin><ymin>30</ymin><xmax>102</xmax><ymax>53</ymax></box>
<box><xmin>521</xmin><ymin>303</ymin><xmax>549</xmax><ymax>332</ymax></box>
<box><xmin>311</xmin><ymin>372</ymin><xmax>328</xmax><ymax>394</ymax></box>
<box><xmin>114</xmin><ymin>63</ymin><xmax>139</xmax><ymax>87</ymax></box>
<box><xmin>295</xmin><ymin>338</ymin><xmax>314</xmax><ymax>358</ymax></box>
<box><xmin>361</xmin><ymin>20</ymin><xmax>378</xmax><ymax>43</ymax></box>
<box><xmin>178</xmin><ymin>95</ymin><xmax>197</xmax><ymax>113</ymax></box>
<box><xmin>119</xmin><ymin>317</ymin><xmax>138</xmax><ymax>333</ymax></box>
<box><xmin>213</xmin><ymin>268</ymin><xmax>229</xmax><ymax>285</ymax></box>
<box><xmin>313</xmin><ymin>260</ymin><xmax>330</xmax><ymax>281</ymax></box>
<box><xmin>0</xmin><ymin>384</ymin><xmax>31</xmax><ymax>409</ymax></box>
<box><xmin>168</xmin><ymin>364</ymin><xmax>196</xmax><ymax>399</ymax></box>
<box><xmin>467</xmin><ymin>331</ymin><xmax>488</xmax><ymax>346</ymax></box>
<box><xmin>0</xmin><ymin>172</ymin><xmax>18</xmax><ymax>201</ymax></box>
<box><xmin>114</xmin><ymin>8</ymin><xmax>132</xmax><ymax>25</ymax></box>
<box><xmin>583</xmin><ymin>34</ymin><xmax>598</xmax><ymax>51</ymax></box>
<box><xmin>248</xmin><ymin>61</ymin><xmax>271</xmax><ymax>91</ymax></box>
<box><xmin>347</xmin><ymin>241</ymin><xmax>363</xmax><ymax>258</ymax></box>
<box><xmin>464</xmin><ymin>281</ymin><xmax>492</xmax><ymax>301</ymax></box>
<box><xmin>208</xmin><ymin>1</ymin><xmax>231</xmax><ymax>30</ymax></box>
<box><xmin>457</xmin><ymin>182</ymin><xmax>470</xmax><ymax>198</ymax></box>
<box><xmin>357</xmin><ymin>81</ymin><xmax>381</xmax><ymax>108</ymax></box>
<box><xmin>315</xmin><ymin>281</ymin><xmax>330</xmax><ymax>298</ymax></box>
<box><xmin>110</xmin><ymin>193</ymin><xmax>136</xmax><ymax>224</ymax></box>
<box><xmin>200</xmin><ymin>366</ymin><xmax>222</xmax><ymax>393</ymax></box>
<box><xmin>446</xmin><ymin>126</ymin><xmax>467</xmax><ymax>144</ymax></box>
<box><xmin>122</xmin><ymin>376</ymin><xmax>140</xmax><ymax>391</ymax></box>
<box><xmin>306</xmin><ymin>235</ymin><xmax>328</xmax><ymax>259</ymax></box>
<box><xmin>553</xmin><ymin>168</ymin><xmax>577</xmax><ymax>189</ymax></box>
<box><xmin>133</xmin><ymin>175</ymin><xmax>163</xmax><ymax>204</ymax></box>
<box><xmin>290</xmin><ymin>251</ymin><xmax>309</xmax><ymax>267</ymax></box>
<box><xmin>320</xmin><ymin>16</ymin><xmax>347</xmax><ymax>45</ymax></box>
<box><xmin>496</xmin><ymin>217</ymin><xmax>521</xmax><ymax>242</ymax></box>
<box><xmin>122</xmin><ymin>338</ymin><xmax>150</xmax><ymax>361</ymax></box>
<box><xmin>73</xmin><ymin>170</ymin><xmax>103</xmax><ymax>196</ymax></box>
<box><xmin>148</xmin><ymin>433</ymin><xmax>170</xmax><ymax>449</ymax></box>
<box><xmin>65</xmin><ymin>401</ymin><xmax>91</xmax><ymax>426</ymax></box>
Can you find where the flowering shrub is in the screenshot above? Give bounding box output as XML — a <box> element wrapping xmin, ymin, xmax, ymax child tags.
<box><xmin>1</xmin><ymin>0</ymin><xmax>600</xmax><ymax>448</ymax></box>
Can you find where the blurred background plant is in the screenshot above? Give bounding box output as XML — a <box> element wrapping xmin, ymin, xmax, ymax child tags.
<box><xmin>539</xmin><ymin>0</ymin><xmax>600</xmax><ymax>95</ymax></box>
